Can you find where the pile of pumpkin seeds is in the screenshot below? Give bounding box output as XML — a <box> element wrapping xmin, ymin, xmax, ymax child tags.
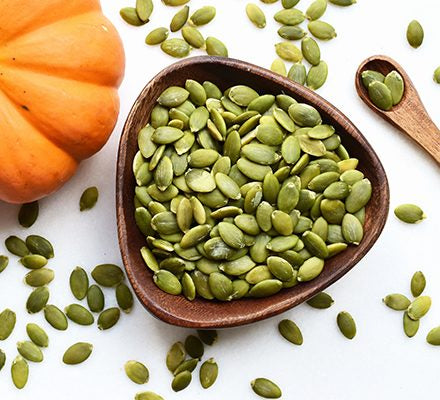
<box><xmin>120</xmin><ymin>0</ymin><xmax>228</xmax><ymax>58</ymax></box>
<box><xmin>361</xmin><ymin>69</ymin><xmax>405</xmax><ymax>111</ymax></box>
<box><xmin>133</xmin><ymin>80</ymin><xmax>372</xmax><ymax>301</ymax></box>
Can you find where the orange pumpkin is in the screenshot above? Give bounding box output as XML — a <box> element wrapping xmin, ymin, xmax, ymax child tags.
<box><xmin>0</xmin><ymin>0</ymin><xmax>125</xmax><ymax>204</ymax></box>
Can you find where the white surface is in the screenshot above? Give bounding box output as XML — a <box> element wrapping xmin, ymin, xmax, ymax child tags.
<box><xmin>1</xmin><ymin>0</ymin><xmax>440</xmax><ymax>399</ymax></box>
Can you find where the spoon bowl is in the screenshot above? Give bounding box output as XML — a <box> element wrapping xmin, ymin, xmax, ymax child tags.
<box><xmin>117</xmin><ymin>56</ymin><xmax>389</xmax><ymax>329</ymax></box>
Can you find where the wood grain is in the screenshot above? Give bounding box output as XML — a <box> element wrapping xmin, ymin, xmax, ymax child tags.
<box><xmin>355</xmin><ymin>55</ymin><xmax>440</xmax><ymax>164</ymax></box>
<box><xmin>116</xmin><ymin>56</ymin><xmax>389</xmax><ymax>329</ymax></box>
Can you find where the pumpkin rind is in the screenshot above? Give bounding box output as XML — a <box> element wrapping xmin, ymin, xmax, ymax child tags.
<box><xmin>0</xmin><ymin>0</ymin><xmax>125</xmax><ymax>203</ymax></box>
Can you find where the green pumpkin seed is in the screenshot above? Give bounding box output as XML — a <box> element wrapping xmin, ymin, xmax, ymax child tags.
<box><xmin>185</xmin><ymin>169</ymin><xmax>216</xmax><ymax>192</ymax></box>
<box><xmin>116</xmin><ymin>283</ymin><xmax>134</xmax><ymax>313</ymax></box>
<box><xmin>172</xmin><ymin>370</ymin><xmax>192</xmax><ymax>392</ymax></box>
<box><xmin>24</xmin><ymin>268</ymin><xmax>54</xmax><ymax>287</ymax></box>
<box><xmin>5</xmin><ymin>235</ymin><xmax>30</xmax><ymax>257</ymax></box>
<box><xmin>184</xmin><ymin>335</ymin><xmax>204</xmax><ymax>358</ymax></box>
<box><xmin>407</xmin><ymin>296</ymin><xmax>431</xmax><ymax>320</ymax></box>
<box><xmin>246</xmin><ymin>265</ymin><xmax>272</xmax><ymax>284</ymax></box>
<box><xmin>384</xmin><ymin>71</ymin><xmax>404</xmax><ymax>105</ymax></box>
<box><xmin>271</xmin><ymin>58</ymin><xmax>287</xmax><ymax>76</ymax></box>
<box><xmin>403</xmin><ymin>312</ymin><xmax>420</xmax><ymax>337</ymax></box>
<box><xmin>383</xmin><ymin>294</ymin><xmax>411</xmax><ymax>311</ymax></box>
<box><xmin>11</xmin><ymin>356</ymin><xmax>29</xmax><ymax>389</ymax></box>
<box><xmin>146</xmin><ymin>27</ymin><xmax>169</xmax><ymax>45</ymax></box>
<box><xmin>267</xmin><ymin>256</ymin><xmax>294</xmax><ymax>281</ymax></box>
<box><xmin>158</xmin><ymin>87</ymin><xmax>189</xmax><ymax>107</ymax></box>
<box><xmin>278</xmin><ymin>319</ymin><xmax>303</xmax><ymax>345</ymax></box>
<box><xmin>361</xmin><ymin>70</ymin><xmax>385</xmax><ymax>89</ymax></box>
<box><xmin>17</xmin><ymin>341</ymin><xmax>43</xmax><ymax>362</ymax></box>
<box><xmin>170</xmin><ymin>5</ymin><xmax>189</xmax><ymax>31</ymax></box>
<box><xmin>275</xmin><ymin>42</ymin><xmax>303</xmax><ymax>62</ymax></box>
<box><xmin>98</xmin><ymin>307</ymin><xmax>121</xmax><ymax>330</ymax></box>
<box><xmin>324</xmin><ymin>181</ymin><xmax>350</xmax><ymax>199</ymax></box>
<box><xmin>274</xmin><ymin>9</ymin><xmax>304</xmax><ymax>25</ymax></box>
<box><xmin>91</xmin><ymin>264</ymin><xmax>124</xmax><ymax>287</ymax></box>
<box><xmin>181</xmin><ymin>225</ymin><xmax>211</xmax><ymax>248</ymax></box>
<box><xmin>297</xmin><ymin>256</ymin><xmax>324</xmax><ymax>281</ymax></box>
<box><xmin>394</xmin><ymin>204</ymin><xmax>426</xmax><ymax>224</ymax></box>
<box><xmin>65</xmin><ymin>304</ymin><xmax>94</xmax><ymax>325</ymax></box>
<box><xmin>181</xmin><ymin>272</ymin><xmax>196</xmax><ymax>300</ymax></box>
<box><xmin>368</xmin><ymin>81</ymin><xmax>393</xmax><ymax>110</ymax></box>
<box><xmin>250</xmin><ymin>279</ymin><xmax>283</xmax><ymax>297</ymax></box>
<box><xmin>288</xmin><ymin>62</ymin><xmax>306</xmax><ymax>84</ymax></box>
<box><xmin>289</xmin><ymin>103</ymin><xmax>322</xmax><ymax>127</ymax></box>
<box><xmin>154</xmin><ymin>270</ymin><xmax>182</xmax><ymax>295</ymax></box>
<box><xmin>69</xmin><ymin>266</ymin><xmax>89</xmax><ymax>300</ymax></box>
<box><xmin>125</xmin><ymin>360</ymin><xmax>149</xmax><ymax>384</ymax></box>
<box><xmin>63</xmin><ymin>342</ymin><xmax>93</xmax><ymax>365</ymax></box>
<box><xmin>186</xmin><ymin>79</ymin><xmax>207</xmax><ymax>106</ymax></box>
<box><xmin>303</xmin><ymin>231</ymin><xmax>329</xmax><ymax>258</ymax></box>
<box><xmin>306</xmin><ymin>0</ymin><xmax>327</xmax><ymax>20</ymax></box>
<box><xmin>278</xmin><ymin>25</ymin><xmax>306</xmax><ymax>40</ymax></box>
<box><xmin>44</xmin><ymin>305</ymin><xmax>68</xmax><ymax>330</ymax></box>
<box><xmin>167</xmin><ymin>342</ymin><xmax>186</xmax><ymax>371</ymax></box>
<box><xmin>173</xmin><ymin>358</ymin><xmax>198</xmax><ymax>375</ymax></box>
<box><xmin>301</xmin><ymin>37</ymin><xmax>320</xmax><ymax>66</ymax></box>
<box><xmin>229</xmin><ymin>85</ymin><xmax>259</xmax><ymax>107</ymax></box>
<box><xmin>209</xmin><ymin>272</ymin><xmax>233</xmax><ymax>301</ymax></box>
<box><xmin>246</xmin><ymin>3</ymin><xmax>266</xmax><ymax>28</ymax></box>
<box><xmin>251</xmin><ymin>377</ymin><xmax>282</xmax><ymax>399</ymax></box>
<box><xmin>189</xmin><ymin>6</ymin><xmax>216</xmax><ymax>26</ymax></box>
<box><xmin>26</xmin><ymin>286</ymin><xmax>49</xmax><ymax>314</ymax></box>
<box><xmin>136</xmin><ymin>0</ymin><xmax>153</xmax><ymax>22</ymax></box>
<box><xmin>199</xmin><ymin>358</ymin><xmax>218</xmax><ymax>388</ymax></box>
<box><xmin>231</xmin><ymin>279</ymin><xmax>250</xmax><ymax>299</ymax></box>
<box><xmin>411</xmin><ymin>271</ymin><xmax>426</xmax><ymax>297</ymax></box>
<box><xmin>434</xmin><ymin>66</ymin><xmax>440</xmax><ymax>84</ymax></box>
<box><xmin>135</xmin><ymin>392</ymin><xmax>164</xmax><ymax>400</ymax></box>
<box><xmin>197</xmin><ymin>330</ymin><xmax>218</xmax><ymax>345</ymax></box>
<box><xmin>282</xmin><ymin>0</ymin><xmax>300</xmax><ymax>6</ymax></box>
<box><xmin>0</xmin><ymin>349</ymin><xmax>5</xmax><ymax>371</ymax></box>
<box><xmin>329</xmin><ymin>0</ymin><xmax>356</xmax><ymax>5</ymax></box>
<box><xmin>345</xmin><ymin>179</ymin><xmax>372</xmax><ymax>213</ymax></box>
<box><xmin>219</xmin><ymin>255</ymin><xmax>255</xmax><ymax>275</ymax></box>
<box><xmin>0</xmin><ymin>309</ymin><xmax>16</xmax><ymax>340</ymax></box>
<box><xmin>120</xmin><ymin>7</ymin><xmax>146</xmax><ymax>26</ymax></box>
<box><xmin>181</xmin><ymin>26</ymin><xmax>205</xmax><ymax>48</ymax></box>
<box><xmin>308</xmin><ymin>20</ymin><xmax>337</xmax><ymax>40</ymax></box>
<box><xmin>306</xmin><ymin>292</ymin><xmax>334</xmax><ymax>308</ymax></box>
<box><xmin>161</xmin><ymin>38</ymin><xmax>191</xmax><ymax>58</ymax></box>
<box><xmin>18</xmin><ymin>201</ymin><xmax>39</xmax><ymax>228</ymax></box>
<box><xmin>0</xmin><ymin>255</ymin><xmax>8</xmax><ymax>273</ymax></box>
<box><xmin>26</xmin><ymin>323</ymin><xmax>49</xmax><ymax>347</ymax></box>
<box><xmin>426</xmin><ymin>326</ymin><xmax>440</xmax><ymax>345</ymax></box>
<box><xmin>163</xmin><ymin>0</ymin><xmax>190</xmax><ymax>5</ymax></box>
<box><xmin>267</xmin><ymin>235</ymin><xmax>299</xmax><ymax>252</ymax></box>
<box><xmin>20</xmin><ymin>254</ymin><xmax>47</xmax><ymax>270</ymax></box>
<box><xmin>307</xmin><ymin>60</ymin><xmax>328</xmax><ymax>90</ymax></box>
<box><xmin>407</xmin><ymin>20</ymin><xmax>424</xmax><ymax>48</ymax></box>
<box><xmin>80</xmin><ymin>186</ymin><xmax>98</xmax><ymax>211</ymax></box>
<box><xmin>337</xmin><ymin>311</ymin><xmax>356</xmax><ymax>339</ymax></box>
<box><xmin>342</xmin><ymin>213</ymin><xmax>363</xmax><ymax>245</ymax></box>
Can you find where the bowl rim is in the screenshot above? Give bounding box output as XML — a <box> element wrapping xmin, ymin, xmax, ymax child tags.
<box><xmin>116</xmin><ymin>56</ymin><xmax>390</xmax><ymax>329</ymax></box>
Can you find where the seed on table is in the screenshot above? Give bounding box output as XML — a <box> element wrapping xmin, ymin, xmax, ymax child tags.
<box><xmin>275</xmin><ymin>42</ymin><xmax>303</xmax><ymax>62</ymax></box>
<box><xmin>278</xmin><ymin>25</ymin><xmax>306</xmax><ymax>40</ymax></box>
<box><xmin>308</xmin><ymin>20</ymin><xmax>337</xmax><ymax>40</ymax></box>
<box><xmin>278</xmin><ymin>319</ymin><xmax>303</xmax><ymax>345</ymax></box>
<box><xmin>403</xmin><ymin>312</ymin><xmax>419</xmax><ymax>338</ymax></box>
<box><xmin>170</xmin><ymin>5</ymin><xmax>189</xmax><ymax>32</ymax></box>
<box><xmin>251</xmin><ymin>378</ymin><xmax>282</xmax><ymax>399</ymax></box>
<box><xmin>26</xmin><ymin>287</ymin><xmax>50</xmax><ymax>314</ymax></box>
<box><xmin>282</xmin><ymin>0</ymin><xmax>300</xmax><ymax>7</ymax></box>
<box><xmin>406</xmin><ymin>20</ymin><xmax>424</xmax><ymax>48</ymax></box>
<box><xmin>307</xmin><ymin>61</ymin><xmax>328</xmax><ymax>90</ymax></box>
<box><xmin>181</xmin><ymin>26</ymin><xmax>205</xmax><ymax>48</ymax></box>
<box><xmin>70</xmin><ymin>266</ymin><xmax>89</xmax><ymax>300</ymax></box>
<box><xmin>426</xmin><ymin>326</ymin><xmax>440</xmax><ymax>345</ymax></box>
<box><xmin>434</xmin><ymin>66</ymin><xmax>440</xmax><ymax>84</ymax></box>
<box><xmin>189</xmin><ymin>6</ymin><xmax>216</xmax><ymax>26</ymax></box>
<box><xmin>20</xmin><ymin>254</ymin><xmax>47</xmax><ymax>269</ymax></box>
<box><xmin>125</xmin><ymin>360</ymin><xmax>149</xmax><ymax>384</ymax></box>
<box><xmin>246</xmin><ymin>3</ymin><xmax>266</xmax><ymax>28</ymax></box>
<box><xmin>288</xmin><ymin>63</ymin><xmax>306</xmax><ymax>85</ymax></box>
<box><xmin>173</xmin><ymin>358</ymin><xmax>199</xmax><ymax>376</ymax></box>
<box><xmin>116</xmin><ymin>283</ymin><xmax>134</xmax><ymax>313</ymax></box>
<box><xmin>161</xmin><ymin>38</ymin><xmax>191</xmax><ymax>58</ymax></box>
<box><xmin>91</xmin><ymin>264</ymin><xmax>124</xmax><ymax>287</ymax></box>
<box><xmin>18</xmin><ymin>201</ymin><xmax>39</xmax><ymax>228</ymax></box>
<box><xmin>383</xmin><ymin>294</ymin><xmax>411</xmax><ymax>311</ymax></box>
<box><xmin>184</xmin><ymin>335</ymin><xmax>204</xmax><ymax>359</ymax></box>
<box><xmin>11</xmin><ymin>356</ymin><xmax>29</xmax><ymax>389</ymax></box>
<box><xmin>87</xmin><ymin>284</ymin><xmax>105</xmax><ymax>312</ymax></box>
<box><xmin>394</xmin><ymin>204</ymin><xmax>426</xmax><ymax>224</ymax></box>
<box><xmin>26</xmin><ymin>235</ymin><xmax>54</xmax><ymax>259</ymax></box>
<box><xmin>17</xmin><ymin>341</ymin><xmax>44</xmax><ymax>363</ymax></box>
<box><xmin>0</xmin><ymin>255</ymin><xmax>8</xmax><ymax>273</ymax></box>
<box><xmin>306</xmin><ymin>292</ymin><xmax>334</xmax><ymax>309</ymax></box>
<box><xmin>135</xmin><ymin>392</ymin><xmax>165</xmax><ymax>400</ymax></box>
<box><xmin>306</xmin><ymin>0</ymin><xmax>327</xmax><ymax>20</ymax></box>
<box><xmin>65</xmin><ymin>304</ymin><xmax>94</xmax><ymax>326</ymax></box>
<box><xmin>163</xmin><ymin>0</ymin><xmax>190</xmax><ymax>5</ymax></box>
<box><xmin>199</xmin><ymin>358</ymin><xmax>218</xmax><ymax>389</ymax></box>
<box><xmin>24</xmin><ymin>268</ymin><xmax>54</xmax><ymax>287</ymax></box>
<box><xmin>63</xmin><ymin>342</ymin><xmax>93</xmax><ymax>365</ymax></box>
<box><xmin>197</xmin><ymin>330</ymin><xmax>218</xmax><ymax>345</ymax></box>
<box><xmin>0</xmin><ymin>308</ymin><xmax>16</xmax><ymax>340</ymax></box>
<box><xmin>44</xmin><ymin>305</ymin><xmax>68</xmax><ymax>330</ymax></box>
<box><xmin>146</xmin><ymin>27</ymin><xmax>169</xmax><ymax>45</ymax></box>
<box><xmin>97</xmin><ymin>307</ymin><xmax>121</xmax><ymax>330</ymax></box>
<box><xmin>136</xmin><ymin>0</ymin><xmax>153</xmax><ymax>22</ymax></box>
<box><xmin>271</xmin><ymin>58</ymin><xmax>287</xmax><ymax>76</ymax></box>
<box><xmin>274</xmin><ymin>9</ymin><xmax>304</xmax><ymax>25</ymax></box>
<box><xmin>301</xmin><ymin>37</ymin><xmax>320</xmax><ymax>66</ymax></box>
<box><xmin>5</xmin><ymin>236</ymin><xmax>30</xmax><ymax>257</ymax></box>
<box><xmin>172</xmin><ymin>370</ymin><xmax>192</xmax><ymax>392</ymax></box>
<box><xmin>329</xmin><ymin>0</ymin><xmax>356</xmax><ymax>5</ymax></box>
<box><xmin>166</xmin><ymin>342</ymin><xmax>186</xmax><ymax>372</ymax></box>
<box><xmin>407</xmin><ymin>296</ymin><xmax>431</xmax><ymax>320</ymax></box>
<box><xmin>0</xmin><ymin>349</ymin><xmax>5</xmax><ymax>371</ymax></box>
<box><xmin>26</xmin><ymin>323</ymin><xmax>49</xmax><ymax>347</ymax></box>
<box><xmin>337</xmin><ymin>311</ymin><xmax>356</xmax><ymax>339</ymax></box>
<box><xmin>120</xmin><ymin>7</ymin><xmax>146</xmax><ymax>26</ymax></box>
<box><xmin>410</xmin><ymin>271</ymin><xmax>426</xmax><ymax>297</ymax></box>
<box><xmin>79</xmin><ymin>186</ymin><xmax>99</xmax><ymax>211</ymax></box>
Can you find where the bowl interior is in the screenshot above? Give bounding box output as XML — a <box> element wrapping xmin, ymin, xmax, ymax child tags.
<box><xmin>117</xmin><ymin>56</ymin><xmax>389</xmax><ymax>329</ymax></box>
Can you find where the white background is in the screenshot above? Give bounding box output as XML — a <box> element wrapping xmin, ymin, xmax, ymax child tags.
<box><xmin>1</xmin><ymin>0</ymin><xmax>440</xmax><ymax>399</ymax></box>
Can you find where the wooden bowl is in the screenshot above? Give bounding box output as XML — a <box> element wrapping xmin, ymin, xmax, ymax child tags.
<box><xmin>116</xmin><ymin>56</ymin><xmax>389</xmax><ymax>329</ymax></box>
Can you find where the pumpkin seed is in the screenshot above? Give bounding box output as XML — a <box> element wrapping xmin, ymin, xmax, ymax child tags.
<box><xmin>288</xmin><ymin>62</ymin><xmax>306</xmax><ymax>84</ymax></box>
<box><xmin>80</xmin><ymin>186</ymin><xmax>98</xmax><ymax>211</ymax></box>
<box><xmin>407</xmin><ymin>20</ymin><xmax>424</xmax><ymax>48</ymax></box>
<box><xmin>306</xmin><ymin>0</ymin><xmax>327</xmax><ymax>20</ymax></box>
<box><xmin>345</xmin><ymin>179</ymin><xmax>372</xmax><ymax>213</ymax></box>
<box><xmin>274</xmin><ymin>9</ymin><xmax>304</xmax><ymax>25</ymax></box>
<box><xmin>329</xmin><ymin>0</ymin><xmax>356</xmax><ymax>5</ymax></box>
<box><xmin>17</xmin><ymin>341</ymin><xmax>43</xmax><ymax>362</ymax></box>
<box><xmin>282</xmin><ymin>0</ymin><xmax>300</xmax><ymax>6</ymax></box>
<box><xmin>0</xmin><ymin>255</ymin><xmax>8</xmax><ymax>273</ymax></box>
<box><xmin>403</xmin><ymin>312</ymin><xmax>419</xmax><ymax>338</ymax></box>
<box><xmin>5</xmin><ymin>236</ymin><xmax>30</xmax><ymax>257</ymax></box>
<box><xmin>0</xmin><ymin>349</ymin><xmax>5</xmax><ymax>371</ymax></box>
<box><xmin>251</xmin><ymin>378</ymin><xmax>282</xmax><ymax>399</ymax></box>
<box><xmin>394</xmin><ymin>204</ymin><xmax>426</xmax><ymax>224</ymax></box>
<box><xmin>368</xmin><ymin>81</ymin><xmax>393</xmax><ymax>110</ymax></box>
<box><xmin>158</xmin><ymin>87</ymin><xmax>189</xmax><ymax>107</ymax></box>
<box><xmin>69</xmin><ymin>266</ymin><xmax>89</xmax><ymax>300</ymax></box>
<box><xmin>361</xmin><ymin>70</ymin><xmax>385</xmax><ymax>88</ymax></box>
<box><xmin>384</xmin><ymin>71</ymin><xmax>404</xmax><ymax>105</ymax></box>
<box><xmin>86</xmin><ymin>285</ymin><xmax>104</xmax><ymax>313</ymax></box>
<box><xmin>26</xmin><ymin>323</ymin><xmax>49</xmax><ymax>347</ymax></box>
<box><xmin>434</xmin><ymin>66</ymin><xmax>440</xmax><ymax>84</ymax></box>
<box><xmin>65</xmin><ymin>304</ymin><xmax>94</xmax><ymax>326</ymax></box>
<box><xmin>163</xmin><ymin>0</ymin><xmax>190</xmax><ymax>5</ymax></box>
<box><xmin>181</xmin><ymin>225</ymin><xmax>211</xmax><ymax>248</ymax></box>
<box><xmin>172</xmin><ymin>370</ymin><xmax>192</xmax><ymax>392</ymax></box>
<box><xmin>63</xmin><ymin>342</ymin><xmax>93</xmax><ymax>365</ymax></box>
<box><xmin>167</xmin><ymin>342</ymin><xmax>186</xmax><ymax>371</ymax></box>
<box><xmin>125</xmin><ymin>360</ymin><xmax>149</xmax><ymax>384</ymax></box>
<box><xmin>18</xmin><ymin>201</ymin><xmax>39</xmax><ymax>228</ymax></box>
<box><xmin>289</xmin><ymin>103</ymin><xmax>322</xmax><ymax>127</ymax></box>
<box><xmin>275</xmin><ymin>42</ymin><xmax>303</xmax><ymax>62</ymax></box>
<box><xmin>278</xmin><ymin>319</ymin><xmax>303</xmax><ymax>345</ymax></box>
<box><xmin>44</xmin><ymin>305</ymin><xmax>68</xmax><ymax>330</ymax></box>
<box><xmin>308</xmin><ymin>20</ymin><xmax>337</xmax><ymax>40</ymax></box>
<box><xmin>20</xmin><ymin>254</ymin><xmax>47</xmax><ymax>269</ymax></box>
<box><xmin>199</xmin><ymin>358</ymin><xmax>218</xmax><ymax>389</ymax></box>
<box><xmin>411</xmin><ymin>271</ymin><xmax>426</xmax><ymax>297</ymax></box>
<box><xmin>24</xmin><ymin>268</ymin><xmax>54</xmax><ymax>287</ymax></box>
<box><xmin>383</xmin><ymin>294</ymin><xmax>411</xmax><ymax>311</ymax></box>
<box><xmin>249</xmin><ymin>279</ymin><xmax>283</xmax><ymax>297</ymax></box>
<box><xmin>246</xmin><ymin>3</ymin><xmax>266</xmax><ymax>28</ymax></box>
<box><xmin>182</xmin><ymin>26</ymin><xmax>205</xmax><ymax>48</ymax></box>
<box><xmin>278</xmin><ymin>25</ymin><xmax>306</xmax><ymax>40</ymax></box>
<box><xmin>170</xmin><ymin>5</ymin><xmax>189</xmax><ymax>31</ymax></box>
<box><xmin>342</xmin><ymin>213</ymin><xmax>363</xmax><ymax>245</ymax></box>
<box><xmin>181</xmin><ymin>272</ymin><xmax>196</xmax><ymax>300</ymax></box>
<box><xmin>184</xmin><ymin>335</ymin><xmax>204</xmax><ymax>358</ymax></box>
<box><xmin>136</xmin><ymin>0</ymin><xmax>153</xmax><ymax>22</ymax></box>
<box><xmin>153</xmin><ymin>270</ymin><xmax>182</xmax><ymax>295</ymax></box>
<box><xmin>307</xmin><ymin>60</ymin><xmax>328</xmax><ymax>90</ymax></box>
<box><xmin>98</xmin><ymin>307</ymin><xmax>121</xmax><ymax>330</ymax></box>
<box><xmin>271</xmin><ymin>58</ymin><xmax>287</xmax><ymax>76</ymax></box>
<box><xmin>91</xmin><ymin>264</ymin><xmax>124</xmax><ymax>287</ymax></box>
<box><xmin>135</xmin><ymin>392</ymin><xmax>164</xmax><ymax>400</ymax></box>
<box><xmin>189</xmin><ymin>6</ymin><xmax>216</xmax><ymax>26</ymax></box>
<box><xmin>297</xmin><ymin>256</ymin><xmax>324</xmax><ymax>281</ymax></box>
<box><xmin>120</xmin><ymin>7</ymin><xmax>146</xmax><ymax>26</ymax></box>
<box><xmin>0</xmin><ymin>309</ymin><xmax>16</xmax><ymax>340</ymax></box>
<box><xmin>337</xmin><ymin>311</ymin><xmax>356</xmax><ymax>339</ymax></box>
<box><xmin>146</xmin><ymin>27</ymin><xmax>169</xmax><ymax>45</ymax></box>
<box><xmin>161</xmin><ymin>38</ymin><xmax>191</xmax><ymax>57</ymax></box>
<box><xmin>11</xmin><ymin>356</ymin><xmax>29</xmax><ymax>389</ymax></box>
<box><xmin>301</xmin><ymin>37</ymin><xmax>320</xmax><ymax>66</ymax></box>
<box><xmin>426</xmin><ymin>326</ymin><xmax>440</xmax><ymax>345</ymax></box>
<box><xmin>407</xmin><ymin>296</ymin><xmax>431</xmax><ymax>320</ymax></box>
<box><xmin>173</xmin><ymin>358</ymin><xmax>198</xmax><ymax>375</ymax></box>
<box><xmin>197</xmin><ymin>330</ymin><xmax>218</xmax><ymax>345</ymax></box>
<box><xmin>26</xmin><ymin>286</ymin><xmax>49</xmax><ymax>314</ymax></box>
<box><xmin>307</xmin><ymin>292</ymin><xmax>334</xmax><ymax>308</ymax></box>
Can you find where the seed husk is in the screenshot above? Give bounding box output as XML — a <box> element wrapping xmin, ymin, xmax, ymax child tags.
<box><xmin>407</xmin><ymin>20</ymin><xmax>424</xmax><ymax>48</ymax></box>
<box><xmin>18</xmin><ymin>201</ymin><xmax>39</xmax><ymax>228</ymax></box>
<box><xmin>184</xmin><ymin>335</ymin><xmax>204</xmax><ymax>358</ymax></box>
<box><xmin>394</xmin><ymin>204</ymin><xmax>426</xmax><ymax>224</ymax></box>
<box><xmin>271</xmin><ymin>58</ymin><xmax>287</xmax><ymax>76</ymax></box>
<box><xmin>407</xmin><ymin>296</ymin><xmax>431</xmax><ymax>320</ymax></box>
<box><xmin>91</xmin><ymin>264</ymin><xmax>124</xmax><ymax>287</ymax></box>
<box><xmin>167</xmin><ymin>342</ymin><xmax>186</xmax><ymax>371</ymax></box>
<box><xmin>70</xmin><ymin>266</ymin><xmax>89</xmax><ymax>300</ymax></box>
<box><xmin>120</xmin><ymin>7</ymin><xmax>146</xmax><ymax>26</ymax></box>
<box><xmin>411</xmin><ymin>271</ymin><xmax>426</xmax><ymax>297</ymax></box>
<box><xmin>189</xmin><ymin>6</ymin><xmax>216</xmax><ymax>26</ymax></box>
<box><xmin>135</xmin><ymin>392</ymin><xmax>165</xmax><ymax>400</ymax></box>
<box><xmin>308</xmin><ymin>20</ymin><xmax>337</xmax><ymax>40</ymax></box>
<box><xmin>24</xmin><ymin>268</ymin><xmax>54</xmax><ymax>287</ymax></box>
<box><xmin>11</xmin><ymin>356</ymin><xmax>29</xmax><ymax>389</ymax></box>
<box><xmin>172</xmin><ymin>370</ymin><xmax>192</xmax><ymax>392</ymax></box>
<box><xmin>125</xmin><ymin>360</ymin><xmax>149</xmax><ymax>384</ymax></box>
<box><xmin>17</xmin><ymin>340</ymin><xmax>43</xmax><ymax>362</ymax></box>
<box><xmin>98</xmin><ymin>307</ymin><xmax>121</xmax><ymax>330</ymax></box>
<box><xmin>383</xmin><ymin>294</ymin><xmax>411</xmax><ymax>311</ymax></box>
<box><xmin>63</xmin><ymin>342</ymin><xmax>93</xmax><ymax>365</ymax></box>
<box><xmin>197</xmin><ymin>330</ymin><xmax>218</xmax><ymax>345</ymax></box>
<box><xmin>426</xmin><ymin>326</ymin><xmax>440</xmax><ymax>345</ymax></box>
<box><xmin>337</xmin><ymin>311</ymin><xmax>356</xmax><ymax>339</ymax></box>
<box><xmin>87</xmin><ymin>284</ymin><xmax>105</xmax><ymax>313</ymax></box>
<box><xmin>181</xmin><ymin>26</ymin><xmax>205</xmax><ymax>48</ymax></box>
<box><xmin>307</xmin><ymin>60</ymin><xmax>328</xmax><ymax>90</ymax></box>
<box><xmin>246</xmin><ymin>3</ymin><xmax>266</xmax><ymax>28</ymax></box>
<box><xmin>306</xmin><ymin>0</ymin><xmax>327</xmax><ymax>20</ymax></box>
<box><xmin>65</xmin><ymin>304</ymin><xmax>94</xmax><ymax>326</ymax></box>
<box><xmin>275</xmin><ymin>42</ymin><xmax>303</xmax><ymax>62</ymax></box>
<box><xmin>170</xmin><ymin>5</ymin><xmax>189</xmax><ymax>32</ymax></box>
<box><xmin>5</xmin><ymin>235</ymin><xmax>30</xmax><ymax>257</ymax></box>
<box><xmin>251</xmin><ymin>378</ymin><xmax>282</xmax><ymax>399</ymax></box>
<box><xmin>26</xmin><ymin>323</ymin><xmax>49</xmax><ymax>347</ymax></box>
<box><xmin>368</xmin><ymin>81</ymin><xmax>393</xmax><ymax>111</ymax></box>
<box><xmin>44</xmin><ymin>305</ymin><xmax>68</xmax><ymax>330</ymax></box>
<box><xmin>20</xmin><ymin>254</ymin><xmax>48</xmax><ymax>269</ymax></box>
<box><xmin>161</xmin><ymin>38</ymin><xmax>191</xmax><ymax>58</ymax></box>
<box><xmin>278</xmin><ymin>319</ymin><xmax>303</xmax><ymax>345</ymax></box>
<box><xmin>0</xmin><ymin>309</ymin><xmax>16</xmax><ymax>340</ymax></box>
<box><xmin>200</xmin><ymin>358</ymin><xmax>218</xmax><ymax>389</ymax></box>
<box><xmin>26</xmin><ymin>286</ymin><xmax>50</xmax><ymax>314</ymax></box>
<box><xmin>403</xmin><ymin>312</ymin><xmax>419</xmax><ymax>338</ymax></box>
<box><xmin>306</xmin><ymin>292</ymin><xmax>334</xmax><ymax>309</ymax></box>
<box><xmin>146</xmin><ymin>27</ymin><xmax>169</xmax><ymax>45</ymax></box>
<box><xmin>80</xmin><ymin>186</ymin><xmax>99</xmax><ymax>211</ymax></box>
<box><xmin>274</xmin><ymin>9</ymin><xmax>304</xmax><ymax>25</ymax></box>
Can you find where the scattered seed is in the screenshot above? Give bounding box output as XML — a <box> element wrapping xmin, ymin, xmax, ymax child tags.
<box><xmin>199</xmin><ymin>358</ymin><xmax>218</xmax><ymax>389</ymax></box>
<box><xmin>70</xmin><ymin>266</ymin><xmax>89</xmax><ymax>300</ymax></box>
<box><xmin>26</xmin><ymin>286</ymin><xmax>50</xmax><ymax>314</ymax></box>
<box><xmin>251</xmin><ymin>378</ymin><xmax>282</xmax><ymax>399</ymax></box>
<box><xmin>11</xmin><ymin>356</ymin><xmax>29</xmax><ymax>389</ymax></box>
<box><xmin>98</xmin><ymin>308</ymin><xmax>121</xmax><ymax>330</ymax></box>
<box><xmin>80</xmin><ymin>186</ymin><xmax>99</xmax><ymax>211</ymax></box>
<box><xmin>0</xmin><ymin>309</ymin><xmax>16</xmax><ymax>340</ymax></box>
<box><xmin>394</xmin><ymin>204</ymin><xmax>426</xmax><ymax>224</ymax></box>
<box><xmin>26</xmin><ymin>235</ymin><xmax>54</xmax><ymax>259</ymax></box>
<box><xmin>411</xmin><ymin>271</ymin><xmax>426</xmax><ymax>297</ymax></box>
<box><xmin>18</xmin><ymin>201</ymin><xmax>39</xmax><ymax>228</ymax></box>
<box><xmin>63</xmin><ymin>342</ymin><xmax>93</xmax><ymax>365</ymax></box>
<box><xmin>278</xmin><ymin>319</ymin><xmax>303</xmax><ymax>345</ymax></box>
<box><xmin>337</xmin><ymin>311</ymin><xmax>356</xmax><ymax>339</ymax></box>
<box><xmin>125</xmin><ymin>360</ymin><xmax>150</xmax><ymax>384</ymax></box>
<box><xmin>407</xmin><ymin>20</ymin><xmax>424</xmax><ymax>48</ymax></box>
<box><xmin>5</xmin><ymin>236</ymin><xmax>29</xmax><ymax>257</ymax></box>
<box><xmin>306</xmin><ymin>292</ymin><xmax>334</xmax><ymax>309</ymax></box>
<box><xmin>26</xmin><ymin>323</ymin><xmax>49</xmax><ymax>347</ymax></box>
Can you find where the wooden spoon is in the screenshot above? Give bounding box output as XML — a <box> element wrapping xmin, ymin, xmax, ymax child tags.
<box><xmin>116</xmin><ymin>56</ymin><xmax>389</xmax><ymax>329</ymax></box>
<box><xmin>355</xmin><ymin>55</ymin><xmax>440</xmax><ymax>164</ymax></box>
